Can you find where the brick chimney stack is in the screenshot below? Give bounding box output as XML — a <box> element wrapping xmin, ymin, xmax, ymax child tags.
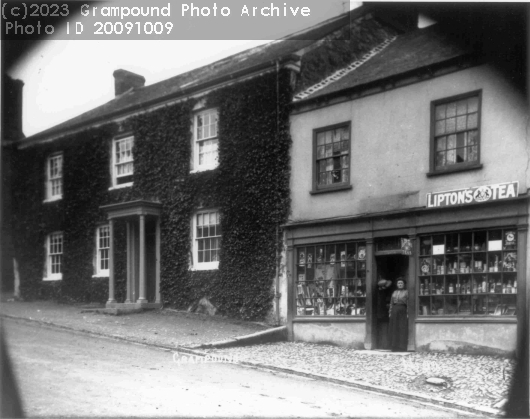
<box><xmin>2</xmin><ymin>75</ymin><xmax>25</xmax><ymax>141</ymax></box>
<box><xmin>113</xmin><ymin>69</ymin><xmax>145</xmax><ymax>96</ymax></box>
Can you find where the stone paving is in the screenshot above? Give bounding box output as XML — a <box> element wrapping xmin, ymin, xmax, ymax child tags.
<box><xmin>210</xmin><ymin>342</ymin><xmax>513</xmax><ymax>411</ymax></box>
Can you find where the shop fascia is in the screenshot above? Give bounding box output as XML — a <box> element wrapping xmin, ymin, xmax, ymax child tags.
<box><xmin>426</xmin><ymin>181</ymin><xmax>519</xmax><ymax>208</ymax></box>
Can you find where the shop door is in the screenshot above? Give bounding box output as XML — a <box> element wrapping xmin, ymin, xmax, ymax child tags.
<box><xmin>374</xmin><ymin>255</ymin><xmax>408</xmax><ymax>350</ymax></box>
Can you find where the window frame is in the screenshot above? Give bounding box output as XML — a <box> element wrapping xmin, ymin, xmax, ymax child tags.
<box><xmin>192</xmin><ymin>108</ymin><xmax>219</xmax><ymax>173</ymax></box>
<box><xmin>111</xmin><ymin>135</ymin><xmax>134</xmax><ymax>189</ymax></box>
<box><xmin>312</xmin><ymin>121</ymin><xmax>352</xmax><ymax>193</ymax></box>
<box><xmin>428</xmin><ymin>90</ymin><xmax>483</xmax><ymax>176</ymax></box>
<box><xmin>94</xmin><ymin>225</ymin><xmax>110</xmax><ymax>277</ymax></box>
<box><xmin>45</xmin><ymin>152</ymin><xmax>63</xmax><ymax>202</ymax></box>
<box><xmin>191</xmin><ymin>209</ymin><xmax>221</xmax><ymax>271</ymax></box>
<box><xmin>45</xmin><ymin>231</ymin><xmax>63</xmax><ymax>281</ymax></box>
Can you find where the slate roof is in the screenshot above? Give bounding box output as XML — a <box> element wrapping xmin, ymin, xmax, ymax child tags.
<box><xmin>24</xmin><ymin>5</ymin><xmax>379</xmax><ymax>144</ymax></box>
<box><xmin>295</xmin><ymin>23</ymin><xmax>470</xmax><ymax>103</ymax></box>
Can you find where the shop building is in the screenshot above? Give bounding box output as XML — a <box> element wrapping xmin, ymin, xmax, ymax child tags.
<box><xmin>285</xmin><ymin>19</ymin><xmax>529</xmax><ymax>355</ymax></box>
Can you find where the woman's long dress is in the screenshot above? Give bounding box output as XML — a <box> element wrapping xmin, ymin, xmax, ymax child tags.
<box><xmin>389</xmin><ymin>290</ymin><xmax>408</xmax><ymax>352</ymax></box>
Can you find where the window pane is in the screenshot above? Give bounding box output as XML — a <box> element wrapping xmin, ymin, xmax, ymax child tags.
<box><xmin>340</xmin><ymin>128</ymin><xmax>350</xmax><ymax>140</ymax></box>
<box><xmin>467</xmin><ymin>113</ymin><xmax>478</xmax><ymax>129</ymax></box>
<box><xmin>436</xmin><ymin>136</ymin><xmax>446</xmax><ymax>151</ymax></box>
<box><xmin>446</xmin><ymin>117</ymin><xmax>456</xmax><ymax>133</ymax></box>
<box><xmin>317</xmin><ymin>146</ymin><xmax>325</xmax><ymax>159</ymax></box>
<box><xmin>456</xmin><ymin>115</ymin><xmax>467</xmax><ymax>131</ymax></box>
<box><xmin>325</xmin><ymin>144</ymin><xmax>332</xmax><ymax>157</ymax></box>
<box><xmin>316</xmin><ymin>132</ymin><xmax>325</xmax><ymax>146</ymax></box>
<box><xmin>456</xmin><ymin>132</ymin><xmax>466</xmax><ymax>148</ymax></box>
<box><xmin>469</xmin><ymin>146</ymin><xmax>478</xmax><ymax>161</ymax></box>
<box><xmin>333</xmin><ymin>142</ymin><xmax>341</xmax><ymax>155</ymax></box>
<box><xmin>341</xmin><ymin>140</ymin><xmax>349</xmax><ymax>153</ymax></box>
<box><xmin>456</xmin><ymin>147</ymin><xmax>466</xmax><ymax>162</ymax></box>
<box><xmin>468</xmin><ymin>130</ymin><xmax>478</xmax><ymax>145</ymax></box>
<box><xmin>447</xmin><ymin>149</ymin><xmax>456</xmax><ymax>165</ymax></box>
<box><xmin>326</xmin><ymin>158</ymin><xmax>333</xmax><ymax>171</ymax></box>
<box><xmin>341</xmin><ymin>155</ymin><xmax>349</xmax><ymax>169</ymax></box>
<box><xmin>435</xmin><ymin>120</ymin><xmax>445</xmax><ymax>135</ymax></box>
<box><xmin>446</xmin><ymin>102</ymin><xmax>457</xmax><ymax>118</ymax></box>
<box><xmin>468</xmin><ymin>96</ymin><xmax>479</xmax><ymax>113</ymax></box>
<box><xmin>435</xmin><ymin>104</ymin><xmax>446</xmax><ymax>120</ymax></box>
<box><xmin>456</xmin><ymin>100</ymin><xmax>467</xmax><ymax>115</ymax></box>
<box><xmin>332</xmin><ymin>170</ymin><xmax>341</xmax><ymax>183</ymax></box>
<box><xmin>342</xmin><ymin>170</ymin><xmax>349</xmax><ymax>183</ymax></box>
<box><xmin>325</xmin><ymin>131</ymin><xmax>332</xmax><ymax>144</ymax></box>
<box><xmin>436</xmin><ymin>151</ymin><xmax>446</xmax><ymax>168</ymax></box>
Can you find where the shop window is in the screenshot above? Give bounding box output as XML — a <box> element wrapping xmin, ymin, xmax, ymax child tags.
<box><xmin>112</xmin><ymin>136</ymin><xmax>134</xmax><ymax>187</ymax></box>
<box><xmin>296</xmin><ymin>241</ymin><xmax>366</xmax><ymax>316</ymax></box>
<box><xmin>431</xmin><ymin>91</ymin><xmax>481</xmax><ymax>173</ymax></box>
<box><xmin>313</xmin><ymin>123</ymin><xmax>351</xmax><ymax>191</ymax></box>
<box><xmin>95</xmin><ymin>225</ymin><xmax>110</xmax><ymax>276</ymax></box>
<box><xmin>45</xmin><ymin>153</ymin><xmax>63</xmax><ymax>201</ymax></box>
<box><xmin>192</xmin><ymin>210</ymin><xmax>221</xmax><ymax>270</ymax></box>
<box><xmin>418</xmin><ymin>228</ymin><xmax>517</xmax><ymax>316</ymax></box>
<box><xmin>192</xmin><ymin>109</ymin><xmax>219</xmax><ymax>172</ymax></box>
<box><xmin>45</xmin><ymin>232</ymin><xmax>63</xmax><ymax>281</ymax></box>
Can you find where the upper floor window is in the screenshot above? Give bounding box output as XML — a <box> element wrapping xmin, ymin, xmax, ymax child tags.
<box><xmin>96</xmin><ymin>225</ymin><xmax>110</xmax><ymax>276</ymax></box>
<box><xmin>193</xmin><ymin>109</ymin><xmax>218</xmax><ymax>171</ymax></box>
<box><xmin>112</xmin><ymin>136</ymin><xmax>134</xmax><ymax>187</ymax></box>
<box><xmin>45</xmin><ymin>232</ymin><xmax>63</xmax><ymax>281</ymax></box>
<box><xmin>313</xmin><ymin>123</ymin><xmax>350</xmax><ymax>191</ymax></box>
<box><xmin>431</xmin><ymin>91</ymin><xmax>481</xmax><ymax>173</ymax></box>
<box><xmin>192</xmin><ymin>209</ymin><xmax>221</xmax><ymax>270</ymax></box>
<box><xmin>46</xmin><ymin>153</ymin><xmax>63</xmax><ymax>201</ymax></box>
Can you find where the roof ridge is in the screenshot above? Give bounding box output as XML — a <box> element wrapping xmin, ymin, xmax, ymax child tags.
<box><xmin>293</xmin><ymin>35</ymin><xmax>398</xmax><ymax>102</ymax></box>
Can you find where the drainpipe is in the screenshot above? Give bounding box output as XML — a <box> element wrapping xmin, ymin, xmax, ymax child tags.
<box><xmin>274</xmin><ymin>60</ymin><xmax>281</xmax><ymax>326</ymax></box>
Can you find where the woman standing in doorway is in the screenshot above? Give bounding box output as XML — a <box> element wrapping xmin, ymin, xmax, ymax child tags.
<box><xmin>389</xmin><ymin>277</ymin><xmax>408</xmax><ymax>352</ymax></box>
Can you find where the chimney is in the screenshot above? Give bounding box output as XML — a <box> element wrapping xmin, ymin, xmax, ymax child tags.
<box><xmin>2</xmin><ymin>75</ymin><xmax>24</xmax><ymax>141</ymax></box>
<box><xmin>113</xmin><ymin>69</ymin><xmax>145</xmax><ymax>96</ymax></box>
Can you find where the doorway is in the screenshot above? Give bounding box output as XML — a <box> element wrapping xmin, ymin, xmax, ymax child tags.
<box><xmin>374</xmin><ymin>254</ymin><xmax>408</xmax><ymax>349</ymax></box>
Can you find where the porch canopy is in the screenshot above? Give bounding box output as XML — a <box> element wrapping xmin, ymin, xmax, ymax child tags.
<box><xmin>100</xmin><ymin>200</ymin><xmax>162</xmax><ymax>309</ymax></box>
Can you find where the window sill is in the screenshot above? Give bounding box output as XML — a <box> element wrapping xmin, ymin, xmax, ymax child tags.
<box><xmin>43</xmin><ymin>276</ymin><xmax>62</xmax><ymax>282</ymax></box>
<box><xmin>190</xmin><ymin>166</ymin><xmax>218</xmax><ymax>174</ymax></box>
<box><xmin>416</xmin><ymin>316</ymin><xmax>516</xmax><ymax>323</ymax></box>
<box><xmin>108</xmin><ymin>183</ymin><xmax>133</xmax><ymax>191</ymax></box>
<box><xmin>310</xmin><ymin>185</ymin><xmax>352</xmax><ymax>195</ymax></box>
<box><xmin>427</xmin><ymin>164</ymin><xmax>483</xmax><ymax>177</ymax></box>
<box><xmin>43</xmin><ymin>196</ymin><xmax>62</xmax><ymax>203</ymax></box>
<box><xmin>189</xmin><ymin>263</ymin><xmax>219</xmax><ymax>271</ymax></box>
<box><xmin>92</xmin><ymin>274</ymin><xmax>109</xmax><ymax>278</ymax></box>
<box><xmin>293</xmin><ymin>316</ymin><xmax>366</xmax><ymax>322</ymax></box>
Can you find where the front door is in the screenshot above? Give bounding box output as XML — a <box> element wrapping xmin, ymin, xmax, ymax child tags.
<box><xmin>374</xmin><ymin>254</ymin><xmax>408</xmax><ymax>349</ymax></box>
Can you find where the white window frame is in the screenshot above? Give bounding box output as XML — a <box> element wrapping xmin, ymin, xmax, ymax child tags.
<box><xmin>191</xmin><ymin>209</ymin><xmax>221</xmax><ymax>271</ymax></box>
<box><xmin>191</xmin><ymin>109</ymin><xmax>219</xmax><ymax>173</ymax></box>
<box><xmin>44</xmin><ymin>232</ymin><xmax>63</xmax><ymax>281</ymax></box>
<box><xmin>94</xmin><ymin>225</ymin><xmax>110</xmax><ymax>277</ymax></box>
<box><xmin>110</xmin><ymin>136</ymin><xmax>134</xmax><ymax>189</ymax></box>
<box><xmin>44</xmin><ymin>153</ymin><xmax>63</xmax><ymax>202</ymax></box>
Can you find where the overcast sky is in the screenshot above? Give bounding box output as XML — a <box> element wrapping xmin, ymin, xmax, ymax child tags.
<box><xmin>9</xmin><ymin>0</ymin><xmax>361</xmax><ymax>137</ymax></box>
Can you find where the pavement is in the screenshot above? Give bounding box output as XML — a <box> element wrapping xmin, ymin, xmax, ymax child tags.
<box><xmin>0</xmin><ymin>299</ymin><xmax>514</xmax><ymax>417</ymax></box>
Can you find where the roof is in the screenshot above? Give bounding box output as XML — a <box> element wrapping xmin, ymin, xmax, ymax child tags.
<box><xmin>295</xmin><ymin>23</ymin><xmax>470</xmax><ymax>103</ymax></box>
<box><xmin>24</xmin><ymin>6</ymin><xmax>378</xmax><ymax>144</ymax></box>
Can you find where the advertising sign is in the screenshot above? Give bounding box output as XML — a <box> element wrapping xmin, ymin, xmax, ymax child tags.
<box><xmin>426</xmin><ymin>181</ymin><xmax>518</xmax><ymax>208</ymax></box>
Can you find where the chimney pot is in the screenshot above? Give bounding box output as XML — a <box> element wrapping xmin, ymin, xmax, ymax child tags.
<box><xmin>113</xmin><ymin>69</ymin><xmax>145</xmax><ymax>96</ymax></box>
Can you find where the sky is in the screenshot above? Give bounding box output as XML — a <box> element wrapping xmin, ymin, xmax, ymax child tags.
<box><xmin>9</xmin><ymin>0</ymin><xmax>360</xmax><ymax>137</ymax></box>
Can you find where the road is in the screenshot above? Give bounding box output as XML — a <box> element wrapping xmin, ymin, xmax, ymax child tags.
<box><xmin>3</xmin><ymin>318</ymin><xmax>471</xmax><ymax>418</ymax></box>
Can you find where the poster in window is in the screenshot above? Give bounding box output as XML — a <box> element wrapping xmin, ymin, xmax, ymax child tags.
<box><xmin>307</xmin><ymin>253</ymin><xmax>313</xmax><ymax>268</ymax></box>
<box><xmin>330</xmin><ymin>253</ymin><xmax>336</xmax><ymax>265</ymax></box>
<box><xmin>503</xmin><ymin>253</ymin><xmax>517</xmax><ymax>271</ymax></box>
<box><xmin>340</xmin><ymin>251</ymin><xmax>346</xmax><ymax>267</ymax></box>
<box><xmin>299</xmin><ymin>252</ymin><xmax>305</xmax><ymax>266</ymax></box>
<box><xmin>421</xmin><ymin>258</ymin><xmax>431</xmax><ymax>275</ymax></box>
<box><xmin>504</xmin><ymin>231</ymin><xmax>516</xmax><ymax>249</ymax></box>
<box><xmin>357</xmin><ymin>246</ymin><xmax>366</xmax><ymax>260</ymax></box>
<box><xmin>401</xmin><ymin>238</ymin><xmax>413</xmax><ymax>255</ymax></box>
<box><xmin>317</xmin><ymin>248</ymin><xmax>324</xmax><ymax>263</ymax></box>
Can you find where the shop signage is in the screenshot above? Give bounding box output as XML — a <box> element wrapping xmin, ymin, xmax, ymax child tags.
<box><xmin>426</xmin><ymin>181</ymin><xmax>519</xmax><ymax>208</ymax></box>
<box><xmin>401</xmin><ymin>238</ymin><xmax>412</xmax><ymax>255</ymax></box>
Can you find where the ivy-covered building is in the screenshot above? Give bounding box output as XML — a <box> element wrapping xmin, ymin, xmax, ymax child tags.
<box><xmin>7</xmin><ymin>7</ymin><xmax>402</xmax><ymax>322</ymax></box>
<box><xmin>285</xmin><ymin>4</ymin><xmax>529</xmax><ymax>355</ymax></box>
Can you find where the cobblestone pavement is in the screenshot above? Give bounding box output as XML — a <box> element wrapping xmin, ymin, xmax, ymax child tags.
<box><xmin>211</xmin><ymin>342</ymin><xmax>513</xmax><ymax>412</ymax></box>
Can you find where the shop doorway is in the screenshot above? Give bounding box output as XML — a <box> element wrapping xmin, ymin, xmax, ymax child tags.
<box><xmin>374</xmin><ymin>255</ymin><xmax>408</xmax><ymax>350</ymax></box>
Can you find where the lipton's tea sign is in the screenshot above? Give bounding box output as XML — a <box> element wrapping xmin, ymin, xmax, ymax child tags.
<box><xmin>427</xmin><ymin>181</ymin><xmax>519</xmax><ymax>208</ymax></box>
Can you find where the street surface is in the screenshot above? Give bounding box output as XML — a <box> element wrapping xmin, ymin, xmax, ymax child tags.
<box><xmin>3</xmin><ymin>318</ymin><xmax>472</xmax><ymax>417</ymax></box>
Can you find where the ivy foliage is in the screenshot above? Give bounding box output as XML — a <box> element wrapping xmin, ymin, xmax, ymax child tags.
<box><xmin>12</xmin><ymin>69</ymin><xmax>292</xmax><ymax>321</ymax></box>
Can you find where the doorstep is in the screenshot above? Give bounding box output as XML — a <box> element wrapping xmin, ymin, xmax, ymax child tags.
<box><xmin>356</xmin><ymin>350</ymin><xmax>412</xmax><ymax>356</ymax></box>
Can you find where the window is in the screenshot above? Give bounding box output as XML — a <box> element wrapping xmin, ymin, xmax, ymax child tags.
<box><xmin>95</xmin><ymin>225</ymin><xmax>110</xmax><ymax>276</ymax></box>
<box><xmin>193</xmin><ymin>109</ymin><xmax>218</xmax><ymax>171</ymax></box>
<box><xmin>431</xmin><ymin>91</ymin><xmax>481</xmax><ymax>173</ymax></box>
<box><xmin>45</xmin><ymin>153</ymin><xmax>63</xmax><ymax>201</ymax></box>
<box><xmin>192</xmin><ymin>210</ymin><xmax>221</xmax><ymax>270</ymax></box>
<box><xmin>314</xmin><ymin>123</ymin><xmax>350</xmax><ymax>191</ymax></box>
<box><xmin>45</xmin><ymin>232</ymin><xmax>63</xmax><ymax>280</ymax></box>
<box><xmin>418</xmin><ymin>228</ymin><xmax>517</xmax><ymax>316</ymax></box>
<box><xmin>112</xmin><ymin>136</ymin><xmax>134</xmax><ymax>186</ymax></box>
<box><xmin>296</xmin><ymin>241</ymin><xmax>366</xmax><ymax>316</ymax></box>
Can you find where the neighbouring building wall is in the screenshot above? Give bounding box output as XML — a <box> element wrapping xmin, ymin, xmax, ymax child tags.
<box><xmin>290</xmin><ymin>63</ymin><xmax>529</xmax><ymax>222</ymax></box>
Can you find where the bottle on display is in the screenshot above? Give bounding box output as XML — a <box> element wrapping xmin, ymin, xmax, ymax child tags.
<box><xmin>472</xmin><ymin>281</ymin><xmax>477</xmax><ymax>294</ymax></box>
<box><xmin>514</xmin><ymin>280</ymin><xmax>517</xmax><ymax>293</ymax></box>
<box><xmin>448</xmin><ymin>283</ymin><xmax>454</xmax><ymax>293</ymax></box>
<box><xmin>482</xmin><ymin>277</ymin><xmax>487</xmax><ymax>293</ymax></box>
<box><xmin>489</xmin><ymin>279</ymin><xmax>495</xmax><ymax>293</ymax></box>
<box><xmin>456</xmin><ymin>282</ymin><xmax>461</xmax><ymax>294</ymax></box>
<box><xmin>495</xmin><ymin>278</ymin><xmax>502</xmax><ymax>294</ymax></box>
<box><xmin>502</xmin><ymin>284</ymin><xmax>506</xmax><ymax>294</ymax></box>
<box><xmin>507</xmin><ymin>281</ymin><xmax>513</xmax><ymax>294</ymax></box>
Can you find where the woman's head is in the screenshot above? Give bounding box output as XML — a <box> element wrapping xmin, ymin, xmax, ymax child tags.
<box><xmin>396</xmin><ymin>277</ymin><xmax>406</xmax><ymax>289</ymax></box>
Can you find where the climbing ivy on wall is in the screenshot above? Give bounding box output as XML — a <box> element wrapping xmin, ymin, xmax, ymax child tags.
<box><xmin>12</xmin><ymin>69</ymin><xmax>292</xmax><ymax>321</ymax></box>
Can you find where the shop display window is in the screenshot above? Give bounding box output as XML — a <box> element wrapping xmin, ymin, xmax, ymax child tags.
<box><xmin>296</xmin><ymin>241</ymin><xmax>366</xmax><ymax>316</ymax></box>
<box><xmin>418</xmin><ymin>228</ymin><xmax>517</xmax><ymax>316</ymax></box>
